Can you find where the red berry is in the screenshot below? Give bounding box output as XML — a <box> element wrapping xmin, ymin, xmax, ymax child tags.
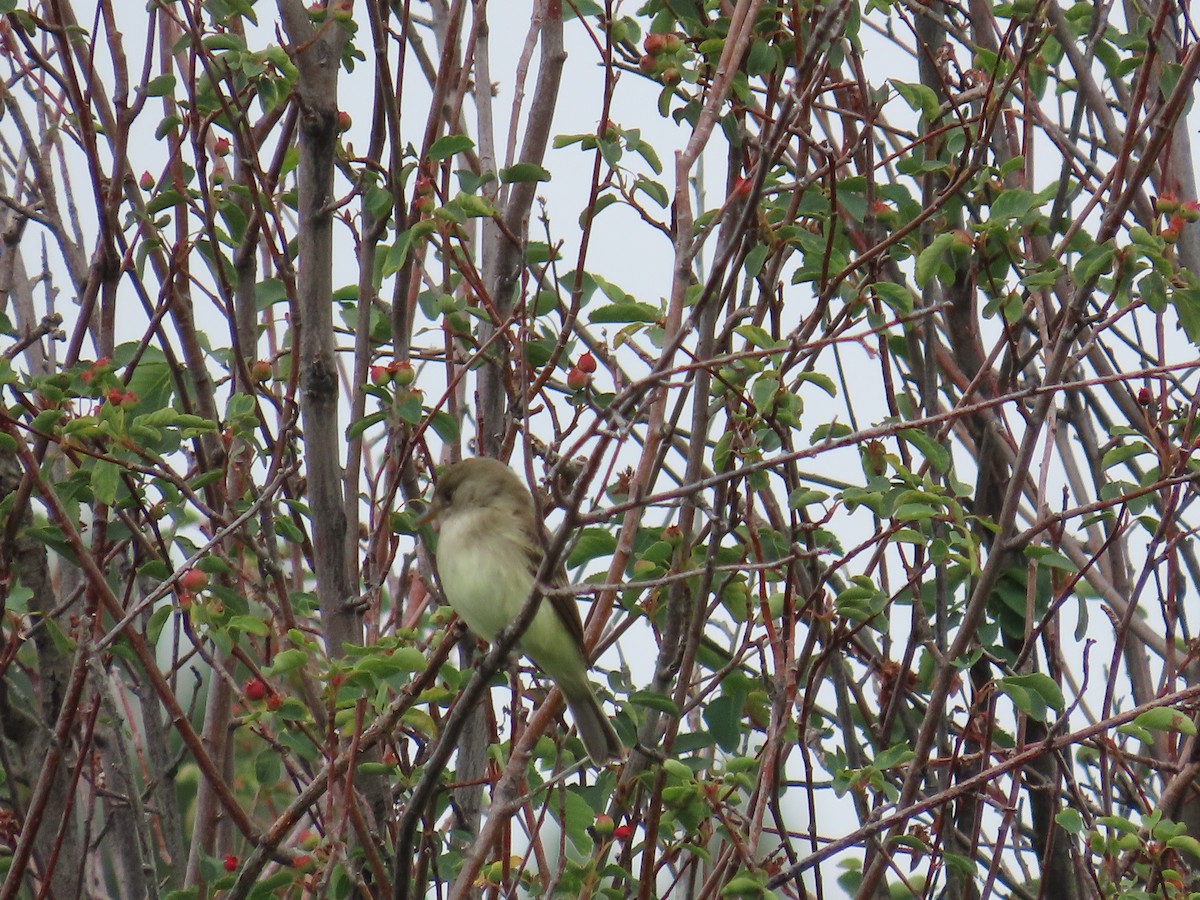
<box><xmin>613</xmin><ymin>824</ymin><xmax>633</xmax><ymax>841</ymax></box>
<box><xmin>224</xmin><ymin>854</ymin><xmax>238</xmax><ymax>872</ymax></box>
<box><xmin>244</xmin><ymin>678</ymin><xmax>268</xmax><ymax>701</ymax></box>
<box><xmin>179</xmin><ymin>569</ymin><xmax>208</xmax><ymax>592</ymax></box>
<box><xmin>732</xmin><ymin>177</ymin><xmax>753</xmax><ymax>199</ymax></box>
<box><xmin>638</xmin><ymin>54</ymin><xmax>659</xmax><ymax>74</ymax></box>
<box><xmin>336</xmin><ymin>110</ymin><xmax>351</xmax><ymax>133</ymax></box>
<box><xmin>1137</xmin><ymin>386</ymin><xmax>1153</xmax><ymax>406</ymax></box>
<box><xmin>643</xmin><ymin>33</ymin><xmax>667</xmax><ymax>54</ymax></box>
<box><xmin>213</xmin><ymin>136</ymin><xmax>231</xmax><ymax>156</ymax></box>
<box><xmin>266</xmin><ymin>693</ymin><xmax>282</xmax><ymax>710</ymax></box>
<box><xmin>139</xmin><ymin>171</ymin><xmax>154</xmax><ymax>191</ymax></box>
<box><xmin>577</xmin><ymin>352</ymin><xmax>597</xmax><ymax>374</ymax></box>
<box><xmin>566</xmin><ymin>367</ymin><xmax>589</xmax><ymax>391</ymax></box>
<box><xmin>106</xmin><ymin>387</ymin><xmax>125</xmax><ymax>406</ymax></box>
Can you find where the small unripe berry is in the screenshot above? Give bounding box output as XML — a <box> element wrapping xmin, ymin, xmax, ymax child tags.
<box><xmin>660</xmin><ymin>67</ymin><xmax>681</xmax><ymax>86</ymax></box>
<box><xmin>139</xmin><ymin>171</ymin><xmax>154</xmax><ymax>191</ymax></box>
<box><xmin>213</xmin><ymin>136</ymin><xmax>231</xmax><ymax>156</ymax></box>
<box><xmin>370</xmin><ymin>365</ymin><xmax>390</xmax><ymax>386</ymax></box>
<box><xmin>251</xmin><ymin>360</ymin><xmax>272</xmax><ymax>383</ymax></box>
<box><xmin>1181</xmin><ymin>200</ymin><xmax>1200</xmax><ymax>222</ymax></box>
<box><xmin>592</xmin><ymin>814</ymin><xmax>615</xmax><ymax>838</ymax></box>
<box><xmin>638</xmin><ymin>54</ymin><xmax>659</xmax><ymax>74</ymax></box>
<box><xmin>389</xmin><ymin>360</ymin><xmax>415</xmax><ymax>386</ymax></box>
<box><xmin>1155</xmin><ymin>192</ymin><xmax>1180</xmax><ymax>215</ymax></box>
<box><xmin>336</xmin><ymin>110</ymin><xmax>352</xmax><ymax>133</ymax></box>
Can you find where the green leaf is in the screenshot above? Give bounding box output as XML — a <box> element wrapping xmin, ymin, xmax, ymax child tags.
<box><xmin>453</xmin><ymin>193</ymin><xmax>497</xmax><ymax>217</ymax></box>
<box><xmin>266</xmin><ymin>648</ymin><xmax>309</xmax><ymax>675</ymax></box>
<box><xmin>634</xmin><ymin>176</ymin><xmax>669</xmax><ymax>208</ymax></box>
<box><xmin>898</xmin><ymin>428</ymin><xmax>951</xmax><ymax>473</ymax></box>
<box><xmin>1074</xmin><ymin>241</ymin><xmax>1115</xmax><ymax>284</ymax></box>
<box><xmin>872</xmin><ymin>281</ymin><xmax>914</xmax><ymax>315</ymax></box>
<box><xmin>425</xmin><ymin>134</ymin><xmax>474</xmax><ymax>160</ymax></box>
<box><xmin>1166</xmin><ymin>834</ymin><xmax>1200</xmax><ymax>859</ymax></box>
<box><xmin>429</xmin><ymin>410</ymin><xmax>460</xmax><ymax>444</ymax></box>
<box><xmin>567</xmin><ymin>527</ymin><xmax>616</xmax><ymax>569</ymax></box>
<box><xmin>91</xmin><ymin>459</ymin><xmax>121</xmax><ymax>506</ymax></box>
<box><xmin>144</xmin><ymin>74</ymin><xmax>176</xmax><ymax>97</ymax></box>
<box><xmin>1122</xmin><ymin>707</ymin><xmax>1197</xmax><ymax>735</ymax></box>
<box><xmin>915</xmin><ymin>232</ymin><xmax>955</xmax><ymax>288</ymax></box>
<box><xmin>628</xmin><ymin>690</ymin><xmax>680</xmax><ymax>716</ymax></box>
<box><xmin>987</xmin><ymin>188</ymin><xmax>1037</xmax><ymax>221</ymax></box>
<box><xmin>788</xmin><ymin>488</ymin><xmax>829</xmax><ymax>508</ymax></box>
<box><xmin>702</xmin><ymin>694</ymin><xmax>743</xmax><ymax>752</ymax></box>
<box><xmin>547</xmin><ymin>788</ymin><xmax>595</xmax><ymax>852</ymax></box>
<box><xmin>1055</xmin><ymin>808</ymin><xmax>1084</xmax><ymax>834</ymax></box>
<box><xmin>889</xmin><ymin>80</ymin><xmax>941</xmax><ymax>121</ymax></box>
<box><xmin>1101</xmin><ymin>442</ymin><xmax>1148</xmax><ymax>470</ymax></box>
<box><xmin>499</xmin><ymin>163</ymin><xmax>551</xmax><ymax>183</ymax></box>
<box><xmin>996</xmin><ymin>673</ymin><xmax>1064</xmax><ymax>721</ymax></box>
<box><xmin>146</xmin><ymin>605</ymin><xmax>172</xmax><ymax>646</ymax></box>
<box><xmin>347</xmin><ymin>411</ymin><xmax>386</xmax><ymax>441</ymax></box>
<box><xmin>794</xmin><ymin>371</ymin><xmax>837</xmax><ymax>397</ymax></box>
<box><xmin>228</xmin><ymin>615</ymin><xmax>270</xmax><ymax>636</ymax></box>
<box><xmin>589</xmin><ymin>302</ymin><xmax>660</xmax><ymax>324</ymax></box>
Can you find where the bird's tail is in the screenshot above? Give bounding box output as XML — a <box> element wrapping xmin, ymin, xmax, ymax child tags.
<box><xmin>561</xmin><ymin>682</ymin><xmax>623</xmax><ymax>765</ymax></box>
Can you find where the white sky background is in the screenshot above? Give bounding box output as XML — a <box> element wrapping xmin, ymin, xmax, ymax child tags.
<box><xmin>27</xmin><ymin>0</ymin><xmax>1200</xmax><ymax>895</ymax></box>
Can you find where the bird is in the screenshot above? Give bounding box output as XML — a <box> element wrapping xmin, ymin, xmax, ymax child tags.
<box><xmin>420</xmin><ymin>457</ymin><xmax>622</xmax><ymax>764</ymax></box>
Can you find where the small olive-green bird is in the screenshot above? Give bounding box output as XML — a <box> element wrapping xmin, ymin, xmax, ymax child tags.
<box><xmin>422</xmin><ymin>457</ymin><xmax>622</xmax><ymax>764</ymax></box>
